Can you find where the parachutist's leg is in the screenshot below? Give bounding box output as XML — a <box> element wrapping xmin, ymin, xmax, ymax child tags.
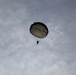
<box><xmin>37</xmin><ymin>41</ymin><xmax>39</xmax><ymax>44</ymax></box>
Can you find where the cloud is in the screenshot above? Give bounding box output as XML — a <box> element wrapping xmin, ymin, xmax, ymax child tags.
<box><xmin>0</xmin><ymin>0</ymin><xmax>76</xmax><ymax>75</ymax></box>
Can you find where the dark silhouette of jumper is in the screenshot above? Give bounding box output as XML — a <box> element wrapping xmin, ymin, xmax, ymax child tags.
<box><xmin>37</xmin><ymin>41</ymin><xmax>39</xmax><ymax>44</ymax></box>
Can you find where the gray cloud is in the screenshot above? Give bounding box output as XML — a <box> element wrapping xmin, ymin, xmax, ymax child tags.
<box><xmin>0</xmin><ymin>0</ymin><xmax>76</xmax><ymax>75</ymax></box>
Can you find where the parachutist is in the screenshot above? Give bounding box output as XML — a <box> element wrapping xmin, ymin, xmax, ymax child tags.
<box><xmin>37</xmin><ymin>41</ymin><xmax>39</xmax><ymax>44</ymax></box>
<box><xmin>30</xmin><ymin>22</ymin><xmax>49</xmax><ymax>44</ymax></box>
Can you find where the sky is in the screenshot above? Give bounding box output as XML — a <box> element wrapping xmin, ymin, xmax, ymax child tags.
<box><xmin>0</xmin><ymin>0</ymin><xmax>76</xmax><ymax>75</ymax></box>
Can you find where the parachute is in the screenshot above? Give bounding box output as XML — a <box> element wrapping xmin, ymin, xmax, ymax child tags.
<box><xmin>30</xmin><ymin>22</ymin><xmax>49</xmax><ymax>38</ymax></box>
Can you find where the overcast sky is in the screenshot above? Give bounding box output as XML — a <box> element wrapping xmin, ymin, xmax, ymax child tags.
<box><xmin>0</xmin><ymin>0</ymin><xmax>76</xmax><ymax>75</ymax></box>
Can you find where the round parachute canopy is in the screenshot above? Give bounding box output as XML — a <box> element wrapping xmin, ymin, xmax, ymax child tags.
<box><xmin>30</xmin><ymin>22</ymin><xmax>49</xmax><ymax>38</ymax></box>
